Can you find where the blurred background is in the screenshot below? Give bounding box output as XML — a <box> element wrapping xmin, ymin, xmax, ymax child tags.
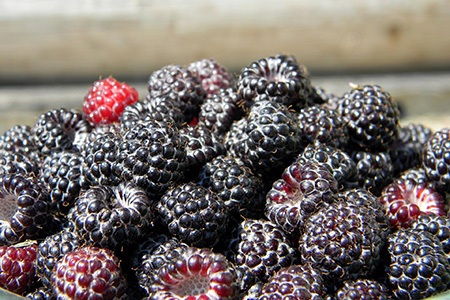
<box><xmin>0</xmin><ymin>0</ymin><xmax>450</xmax><ymax>133</ymax></box>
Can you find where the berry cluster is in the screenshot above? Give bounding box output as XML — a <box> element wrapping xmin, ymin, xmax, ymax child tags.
<box><xmin>0</xmin><ymin>55</ymin><xmax>449</xmax><ymax>299</ymax></box>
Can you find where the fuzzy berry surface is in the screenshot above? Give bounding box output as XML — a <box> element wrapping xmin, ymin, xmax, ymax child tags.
<box><xmin>0</xmin><ymin>243</ymin><xmax>37</xmax><ymax>295</ymax></box>
<box><xmin>83</xmin><ymin>77</ymin><xmax>139</xmax><ymax>125</ymax></box>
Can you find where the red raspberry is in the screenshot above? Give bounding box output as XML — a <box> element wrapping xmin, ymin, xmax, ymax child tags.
<box><xmin>83</xmin><ymin>77</ymin><xmax>139</xmax><ymax>125</ymax></box>
<box><xmin>51</xmin><ymin>246</ymin><xmax>127</xmax><ymax>299</ymax></box>
<box><xmin>0</xmin><ymin>242</ymin><xmax>38</xmax><ymax>295</ymax></box>
<box><xmin>378</xmin><ymin>178</ymin><xmax>445</xmax><ymax>228</ymax></box>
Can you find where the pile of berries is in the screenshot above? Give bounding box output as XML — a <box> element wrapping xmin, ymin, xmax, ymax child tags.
<box><xmin>0</xmin><ymin>55</ymin><xmax>449</xmax><ymax>300</ymax></box>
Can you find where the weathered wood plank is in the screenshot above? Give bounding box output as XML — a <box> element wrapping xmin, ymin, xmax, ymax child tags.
<box><xmin>1</xmin><ymin>0</ymin><xmax>450</xmax><ymax>83</ymax></box>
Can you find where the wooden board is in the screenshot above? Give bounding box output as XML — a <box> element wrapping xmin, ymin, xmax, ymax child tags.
<box><xmin>1</xmin><ymin>0</ymin><xmax>450</xmax><ymax>83</ymax></box>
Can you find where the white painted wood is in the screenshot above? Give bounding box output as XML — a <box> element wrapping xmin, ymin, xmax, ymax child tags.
<box><xmin>0</xmin><ymin>0</ymin><xmax>450</xmax><ymax>82</ymax></box>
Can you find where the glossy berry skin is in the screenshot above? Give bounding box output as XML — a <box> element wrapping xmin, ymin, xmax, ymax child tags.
<box><xmin>378</xmin><ymin>178</ymin><xmax>445</xmax><ymax>228</ymax></box>
<box><xmin>297</xmin><ymin>105</ymin><xmax>349</xmax><ymax>149</ymax></box>
<box><xmin>225</xmin><ymin>219</ymin><xmax>298</xmax><ymax>292</ymax></box>
<box><xmin>410</xmin><ymin>214</ymin><xmax>450</xmax><ymax>263</ymax></box>
<box><xmin>237</xmin><ymin>54</ymin><xmax>312</xmax><ymax>110</ymax></box>
<box><xmin>133</xmin><ymin>235</ymin><xmax>189</xmax><ymax>296</ymax></box>
<box><xmin>197</xmin><ymin>155</ymin><xmax>266</xmax><ymax>219</ymax></box>
<box><xmin>300</xmin><ymin>201</ymin><xmax>384</xmax><ymax>287</ymax></box>
<box><xmin>69</xmin><ymin>182</ymin><xmax>155</xmax><ymax>251</ymax></box>
<box><xmin>157</xmin><ymin>182</ymin><xmax>229</xmax><ymax>248</ymax></box>
<box><xmin>389</xmin><ymin>123</ymin><xmax>432</xmax><ymax>175</ymax></box>
<box><xmin>197</xmin><ymin>88</ymin><xmax>244</xmax><ymax>137</ymax></box>
<box><xmin>51</xmin><ymin>246</ymin><xmax>127</xmax><ymax>300</ymax></box>
<box><xmin>147</xmin><ymin>64</ymin><xmax>206</xmax><ymax>124</ymax></box>
<box><xmin>120</xmin><ymin>96</ymin><xmax>185</xmax><ymax>131</ymax></box>
<box><xmin>0</xmin><ymin>243</ymin><xmax>37</xmax><ymax>295</ymax></box>
<box><xmin>0</xmin><ymin>125</ymin><xmax>39</xmax><ymax>158</ymax></box>
<box><xmin>36</xmin><ymin>230</ymin><xmax>81</xmax><ymax>289</ymax></box>
<box><xmin>336</xmin><ymin>279</ymin><xmax>389</xmax><ymax>300</ymax></box>
<box><xmin>40</xmin><ymin>151</ymin><xmax>89</xmax><ymax>216</ymax></box>
<box><xmin>265</xmin><ymin>161</ymin><xmax>338</xmax><ymax>236</ymax></box>
<box><xmin>350</xmin><ymin>150</ymin><xmax>394</xmax><ymax>196</ymax></box>
<box><xmin>187</xmin><ymin>58</ymin><xmax>234</xmax><ymax>96</ymax></box>
<box><xmin>423</xmin><ymin>128</ymin><xmax>450</xmax><ymax>193</ymax></box>
<box><xmin>150</xmin><ymin>247</ymin><xmax>238</xmax><ymax>300</ymax></box>
<box><xmin>83</xmin><ymin>77</ymin><xmax>139</xmax><ymax>125</ymax></box>
<box><xmin>226</xmin><ymin>100</ymin><xmax>302</xmax><ymax>175</ymax></box>
<box><xmin>255</xmin><ymin>264</ymin><xmax>326</xmax><ymax>300</ymax></box>
<box><xmin>32</xmin><ymin>108</ymin><xmax>92</xmax><ymax>155</ymax></box>
<box><xmin>0</xmin><ymin>174</ymin><xmax>52</xmax><ymax>245</ymax></box>
<box><xmin>338</xmin><ymin>84</ymin><xmax>400</xmax><ymax>151</ymax></box>
<box><xmin>387</xmin><ymin>228</ymin><xmax>450</xmax><ymax>299</ymax></box>
<box><xmin>296</xmin><ymin>143</ymin><xmax>357</xmax><ymax>190</ymax></box>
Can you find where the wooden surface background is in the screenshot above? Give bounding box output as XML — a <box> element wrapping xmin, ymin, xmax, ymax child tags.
<box><xmin>1</xmin><ymin>0</ymin><xmax>450</xmax><ymax>83</ymax></box>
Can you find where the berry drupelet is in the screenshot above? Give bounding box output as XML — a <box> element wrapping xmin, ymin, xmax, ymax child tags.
<box><xmin>378</xmin><ymin>177</ymin><xmax>445</xmax><ymax>228</ymax></box>
<box><xmin>350</xmin><ymin>149</ymin><xmax>394</xmax><ymax>196</ymax></box>
<box><xmin>0</xmin><ymin>242</ymin><xmax>38</xmax><ymax>295</ymax></box>
<box><xmin>68</xmin><ymin>182</ymin><xmax>155</xmax><ymax>252</ymax></box>
<box><xmin>35</xmin><ymin>229</ymin><xmax>81</xmax><ymax>289</ymax></box>
<box><xmin>253</xmin><ymin>264</ymin><xmax>327</xmax><ymax>299</ymax></box>
<box><xmin>51</xmin><ymin>246</ymin><xmax>128</xmax><ymax>299</ymax></box>
<box><xmin>237</xmin><ymin>54</ymin><xmax>313</xmax><ymax>110</ymax></box>
<box><xmin>187</xmin><ymin>58</ymin><xmax>234</xmax><ymax>97</ymax></box>
<box><xmin>300</xmin><ymin>200</ymin><xmax>385</xmax><ymax>288</ymax></box>
<box><xmin>297</xmin><ymin>104</ymin><xmax>349</xmax><ymax>149</ymax></box>
<box><xmin>296</xmin><ymin>143</ymin><xmax>358</xmax><ymax>191</ymax></box>
<box><xmin>225</xmin><ymin>99</ymin><xmax>302</xmax><ymax>176</ymax></box>
<box><xmin>423</xmin><ymin>128</ymin><xmax>450</xmax><ymax>193</ymax></box>
<box><xmin>179</xmin><ymin>124</ymin><xmax>226</xmax><ymax>178</ymax></box>
<box><xmin>81</xmin><ymin>131</ymin><xmax>123</xmax><ymax>187</ymax></box>
<box><xmin>132</xmin><ymin>234</ymin><xmax>189</xmax><ymax>296</ymax></box>
<box><xmin>157</xmin><ymin>182</ymin><xmax>230</xmax><ymax>248</ymax></box>
<box><xmin>0</xmin><ymin>151</ymin><xmax>40</xmax><ymax>178</ymax></box>
<box><xmin>335</xmin><ymin>279</ymin><xmax>390</xmax><ymax>300</ymax></box>
<box><xmin>337</xmin><ymin>84</ymin><xmax>400</xmax><ymax>152</ymax></box>
<box><xmin>197</xmin><ymin>155</ymin><xmax>266</xmax><ymax>219</ymax></box>
<box><xmin>224</xmin><ymin>218</ymin><xmax>299</xmax><ymax>292</ymax></box>
<box><xmin>82</xmin><ymin>77</ymin><xmax>139</xmax><ymax>125</ymax></box>
<box><xmin>389</xmin><ymin>123</ymin><xmax>433</xmax><ymax>175</ymax></box>
<box><xmin>147</xmin><ymin>64</ymin><xmax>206</xmax><ymax>124</ymax></box>
<box><xmin>120</xmin><ymin>95</ymin><xmax>185</xmax><ymax>131</ymax></box>
<box><xmin>197</xmin><ymin>88</ymin><xmax>245</xmax><ymax>137</ymax></box>
<box><xmin>149</xmin><ymin>247</ymin><xmax>238</xmax><ymax>300</ymax></box>
<box><xmin>265</xmin><ymin>161</ymin><xmax>339</xmax><ymax>237</ymax></box>
<box><xmin>410</xmin><ymin>214</ymin><xmax>450</xmax><ymax>262</ymax></box>
<box><xmin>386</xmin><ymin>228</ymin><xmax>450</xmax><ymax>299</ymax></box>
<box><xmin>0</xmin><ymin>174</ymin><xmax>51</xmax><ymax>245</ymax></box>
<box><xmin>40</xmin><ymin>150</ymin><xmax>89</xmax><ymax>216</ymax></box>
<box><xmin>339</xmin><ymin>188</ymin><xmax>391</xmax><ymax>240</ymax></box>
<box><xmin>32</xmin><ymin>108</ymin><xmax>92</xmax><ymax>156</ymax></box>
<box><xmin>0</xmin><ymin>125</ymin><xmax>39</xmax><ymax>159</ymax></box>
<box><xmin>118</xmin><ymin>119</ymin><xmax>188</xmax><ymax>197</ymax></box>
